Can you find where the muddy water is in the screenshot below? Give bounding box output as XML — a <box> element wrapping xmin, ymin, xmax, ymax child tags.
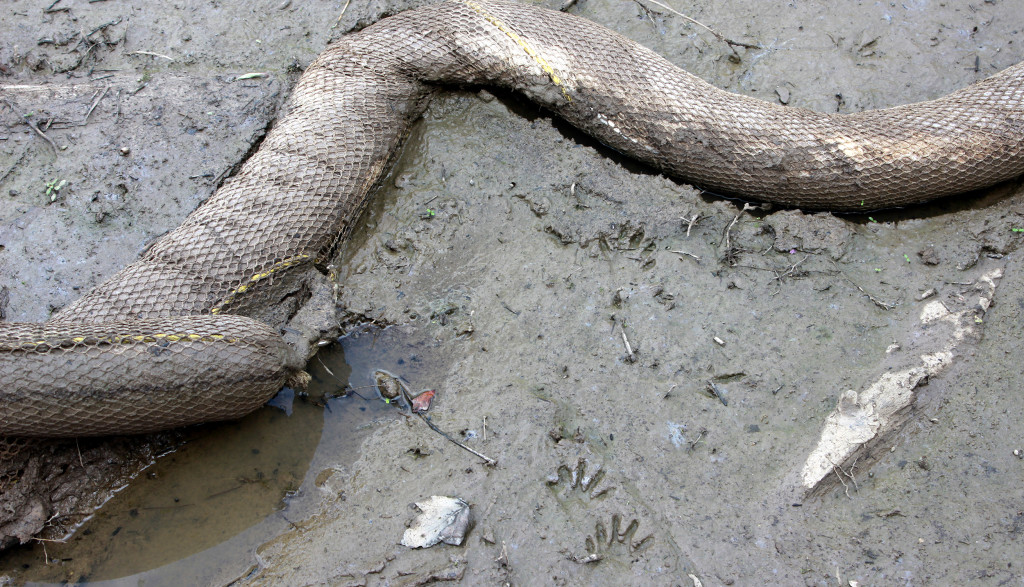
<box><xmin>0</xmin><ymin>326</ymin><xmax>449</xmax><ymax>584</ymax></box>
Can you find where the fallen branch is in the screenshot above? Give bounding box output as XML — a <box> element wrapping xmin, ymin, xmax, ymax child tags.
<box><xmin>380</xmin><ymin>370</ymin><xmax>499</xmax><ymax>467</ymax></box>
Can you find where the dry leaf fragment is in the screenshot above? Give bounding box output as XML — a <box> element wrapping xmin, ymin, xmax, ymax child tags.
<box><xmin>401</xmin><ymin>496</ymin><xmax>471</xmax><ymax>548</ymax></box>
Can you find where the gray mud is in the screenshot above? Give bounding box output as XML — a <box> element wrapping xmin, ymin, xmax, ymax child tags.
<box><xmin>2</xmin><ymin>0</ymin><xmax>1023</xmax><ymax>585</ymax></box>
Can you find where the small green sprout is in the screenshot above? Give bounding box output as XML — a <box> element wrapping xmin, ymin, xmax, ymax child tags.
<box><xmin>874</xmin><ymin>268</ymin><xmax>882</xmax><ymax>272</ymax></box>
<box><xmin>904</xmin><ymin>254</ymin><xmax>911</xmax><ymax>263</ymax></box>
<box><xmin>45</xmin><ymin>178</ymin><xmax>67</xmax><ymax>202</ymax></box>
<box><xmin>1012</xmin><ymin>227</ymin><xmax>1024</xmax><ymax>233</ymax></box>
<box><xmin>868</xmin><ymin>217</ymin><xmax>877</xmax><ymax>223</ymax></box>
<box><xmin>426</xmin><ymin>208</ymin><xmax>436</xmax><ymax>216</ymax></box>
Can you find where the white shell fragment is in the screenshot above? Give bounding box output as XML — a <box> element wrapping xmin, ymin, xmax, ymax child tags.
<box><xmin>401</xmin><ymin>496</ymin><xmax>471</xmax><ymax>548</ymax></box>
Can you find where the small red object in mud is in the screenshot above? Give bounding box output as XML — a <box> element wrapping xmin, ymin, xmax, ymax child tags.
<box><xmin>411</xmin><ymin>390</ymin><xmax>435</xmax><ymax>413</ymax></box>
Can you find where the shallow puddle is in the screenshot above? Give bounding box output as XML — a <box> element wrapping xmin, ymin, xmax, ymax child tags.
<box><xmin>0</xmin><ymin>325</ymin><xmax>439</xmax><ymax>585</ymax></box>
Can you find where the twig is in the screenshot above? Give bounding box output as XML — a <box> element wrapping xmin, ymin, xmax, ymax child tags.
<box><xmin>87</xmin><ymin>18</ymin><xmax>122</xmax><ymax>39</ymax></box>
<box><xmin>851</xmin><ymin>280</ymin><xmax>896</xmax><ymax>310</ymax></box>
<box><xmin>680</xmin><ymin>212</ymin><xmax>700</xmax><ymax>237</ymax></box>
<box><xmin>830</xmin><ymin>260</ymin><xmax>897</xmax><ymax>310</ymax></box>
<box><xmin>316</xmin><ymin>355</ymin><xmax>340</xmax><ymax>380</ymax></box>
<box><xmin>497</xmin><ymin>295</ymin><xmax>520</xmax><ymax>316</ymax></box>
<box><xmin>332</xmin><ymin>0</ymin><xmax>353</xmax><ymax>28</ymax></box>
<box><xmin>618</xmin><ymin>322</ymin><xmax>636</xmax><ymax>362</ymax></box>
<box><xmin>705</xmin><ymin>380</ymin><xmax>728</xmax><ymax>406</ymax></box>
<box><xmin>663</xmin><ymin>383</ymin><xmax>678</xmax><ymax>399</ymax></box>
<box><xmin>765</xmin><ymin>254</ymin><xmax>811</xmax><ymax>295</ymax></box>
<box><xmin>672</xmin><ymin>250</ymin><xmax>700</xmax><ymax>262</ymax></box>
<box><xmin>417</xmin><ymin>413</ymin><xmax>498</xmax><ymax>467</ymax></box>
<box><xmin>25</xmin><ymin>118</ymin><xmax>59</xmax><ymax>155</ymax></box>
<box><xmin>635</xmin><ymin>0</ymin><xmax>761</xmax><ymax>52</ymax></box>
<box><xmin>84</xmin><ymin>85</ymin><xmax>109</xmax><ymax>123</ymax></box>
<box><xmin>722</xmin><ymin>204</ymin><xmax>754</xmax><ymax>265</ymax></box>
<box><xmin>129</xmin><ymin>50</ymin><xmax>175</xmax><ymax>62</ymax></box>
<box><xmin>773</xmin><ymin>254</ymin><xmax>810</xmax><ymax>283</ymax></box>
<box><xmin>689</xmin><ymin>428</ymin><xmax>706</xmax><ymax>449</ymax></box>
<box><xmin>207</xmin><ymin>483</ymin><xmax>246</xmax><ymax>499</ymax></box>
<box><xmin>827</xmin><ymin>456</ymin><xmax>859</xmax><ymax>498</ymax></box>
<box><xmin>387</xmin><ymin>373</ymin><xmax>498</xmax><ymax>466</ymax></box>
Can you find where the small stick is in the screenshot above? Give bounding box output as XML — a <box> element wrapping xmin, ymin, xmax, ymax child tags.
<box><xmin>391</xmin><ymin>376</ymin><xmax>498</xmax><ymax>466</ymax></box>
<box><xmin>852</xmin><ymin>280</ymin><xmax>896</xmax><ymax>310</ymax></box>
<box><xmin>129</xmin><ymin>50</ymin><xmax>175</xmax><ymax>61</ymax></box>
<box><xmin>84</xmin><ymin>85</ymin><xmax>109</xmax><ymax>123</ymax></box>
<box><xmin>207</xmin><ymin>483</ymin><xmax>245</xmax><ymax>499</ymax></box>
<box><xmin>87</xmin><ymin>18</ymin><xmax>122</xmax><ymax>38</ymax></box>
<box><xmin>680</xmin><ymin>212</ymin><xmax>700</xmax><ymax>237</ymax></box>
<box><xmin>705</xmin><ymin>380</ymin><xmax>728</xmax><ymax>406</ymax></box>
<box><xmin>722</xmin><ymin>203</ymin><xmax>755</xmax><ymax>264</ymax></box>
<box><xmin>498</xmin><ymin>296</ymin><xmax>520</xmax><ymax>316</ymax></box>
<box><xmin>332</xmin><ymin>0</ymin><xmax>353</xmax><ymax>28</ymax></box>
<box><xmin>619</xmin><ymin>323</ymin><xmax>635</xmax><ymax>362</ymax></box>
<box><xmin>831</xmin><ymin>260</ymin><xmax>896</xmax><ymax>310</ymax></box>
<box><xmin>417</xmin><ymin>414</ymin><xmax>497</xmax><ymax>467</ymax></box>
<box><xmin>635</xmin><ymin>0</ymin><xmax>760</xmax><ymax>51</ymax></box>
<box><xmin>773</xmin><ymin>254</ymin><xmax>810</xmax><ymax>282</ymax></box>
<box><xmin>26</xmin><ymin>119</ymin><xmax>59</xmax><ymax>155</ymax></box>
<box><xmin>689</xmin><ymin>428</ymin><xmax>706</xmax><ymax>449</ymax></box>
<box><xmin>495</xmin><ymin>541</ymin><xmax>509</xmax><ymax>565</ymax></box>
<box><xmin>672</xmin><ymin>250</ymin><xmax>700</xmax><ymax>262</ymax></box>
<box><xmin>827</xmin><ymin>456</ymin><xmax>859</xmax><ymax>498</ymax></box>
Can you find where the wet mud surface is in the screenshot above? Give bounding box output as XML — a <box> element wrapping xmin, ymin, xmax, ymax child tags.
<box><xmin>2</xmin><ymin>0</ymin><xmax>1023</xmax><ymax>584</ymax></box>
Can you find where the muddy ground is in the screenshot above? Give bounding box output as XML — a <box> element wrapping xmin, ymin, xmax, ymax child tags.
<box><xmin>2</xmin><ymin>0</ymin><xmax>1023</xmax><ymax>584</ymax></box>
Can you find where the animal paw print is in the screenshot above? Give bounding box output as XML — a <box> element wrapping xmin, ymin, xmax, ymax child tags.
<box><xmin>547</xmin><ymin>458</ymin><xmax>614</xmax><ymax>500</ymax></box>
<box><xmin>584</xmin><ymin>514</ymin><xmax>654</xmax><ymax>557</ymax></box>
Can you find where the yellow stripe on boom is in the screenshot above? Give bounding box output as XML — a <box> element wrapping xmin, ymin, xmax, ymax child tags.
<box><xmin>460</xmin><ymin>0</ymin><xmax>572</xmax><ymax>101</ymax></box>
